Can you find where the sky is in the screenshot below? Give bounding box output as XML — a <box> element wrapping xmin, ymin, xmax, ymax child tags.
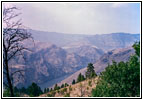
<box><xmin>3</xmin><ymin>2</ymin><xmax>140</xmax><ymax>35</ymax></box>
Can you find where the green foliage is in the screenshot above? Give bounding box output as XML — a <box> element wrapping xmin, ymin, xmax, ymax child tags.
<box><xmin>46</xmin><ymin>88</ymin><xmax>49</xmax><ymax>93</ymax></box>
<box><xmin>72</xmin><ymin>79</ymin><xmax>76</xmax><ymax>85</ymax></box>
<box><xmin>50</xmin><ymin>88</ymin><xmax>53</xmax><ymax>92</ymax></box>
<box><xmin>3</xmin><ymin>88</ymin><xmax>10</xmax><ymax>97</ymax></box>
<box><xmin>51</xmin><ymin>91</ymin><xmax>56</xmax><ymax>96</ymax></box>
<box><xmin>77</xmin><ymin>73</ymin><xmax>85</xmax><ymax>83</ymax></box>
<box><xmin>19</xmin><ymin>87</ymin><xmax>27</xmax><ymax>94</ymax></box>
<box><xmin>60</xmin><ymin>87</ymin><xmax>67</xmax><ymax>95</ymax></box>
<box><xmin>27</xmin><ymin>82</ymin><xmax>43</xmax><ymax>97</ymax></box>
<box><xmin>63</xmin><ymin>88</ymin><xmax>67</xmax><ymax>92</ymax></box>
<box><xmin>88</xmin><ymin>80</ymin><xmax>92</xmax><ymax>87</ymax></box>
<box><xmin>87</xmin><ymin>87</ymin><xmax>89</xmax><ymax>90</ymax></box>
<box><xmin>64</xmin><ymin>93</ymin><xmax>70</xmax><ymax>97</ymax></box>
<box><xmin>92</xmin><ymin>42</ymin><xmax>140</xmax><ymax>97</ymax></box>
<box><xmin>44</xmin><ymin>88</ymin><xmax>50</xmax><ymax>93</ymax></box>
<box><xmin>44</xmin><ymin>88</ymin><xmax>46</xmax><ymax>93</ymax></box>
<box><xmin>61</xmin><ymin>84</ymin><xmax>64</xmax><ymax>88</ymax></box>
<box><xmin>13</xmin><ymin>87</ymin><xmax>21</xmax><ymax>97</ymax></box>
<box><xmin>54</xmin><ymin>84</ymin><xmax>60</xmax><ymax>90</ymax></box>
<box><xmin>132</xmin><ymin>42</ymin><xmax>140</xmax><ymax>57</ymax></box>
<box><xmin>4</xmin><ymin>83</ymin><xmax>44</xmax><ymax>97</ymax></box>
<box><xmin>47</xmin><ymin>91</ymin><xmax>56</xmax><ymax>97</ymax></box>
<box><xmin>47</xmin><ymin>93</ymin><xmax>53</xmax><ymax>97</ymax></box>
<box><xmin>4</xmin><ymin>87</ymin><xmax>21</xmax><ymax>97</ymax></box>
<box><xmin>57</xmin><ymin>90</ymin><xmax>60</xmax><ymax>93</ymax></box>
<box><xmin>69</xmin><ymin>86</ymin><xmax>72</xmax><ymax>91</ymax></box>
<box><xmin>64</xmin><ymin>83</ymin><xmax>69</xmax><ymax>87</ymax></box>
<box><xmin>44</xmin><ymin>88</ymin><xmax>49</xmax><ymax>93</ymax></box>
<box><xmin>86</xmin><ymin>63</ymin><xmax>97</xmax><ymax>79</ymax></box>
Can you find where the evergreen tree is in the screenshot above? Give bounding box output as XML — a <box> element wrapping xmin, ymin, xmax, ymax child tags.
<box><xmin>77</xmin><ymin>73</ymin><xmax>85</xmax><ymax>83</ymax></box>
<box><xmin>72</xmin><ymin>79</ymin><xmax>76</xmax><ymax>84</ymax></box>
<box><xmin>54</xmin><ymin>84</ymin><xmax>60</xmax><ymax>90</ymax></box>
<box><xmin>65</xmin><ymin>83</ymin><xmax>69</xmax><ymax>87</ymax></box>
<box><xmin>85</xmin><ymin>63</ymin><xmax>97</xmax><ymax>79</ymax></box>
<box><xmin>3</xmin><ymin>88</ymin><xmax>10</xmax><ymax>97</ymax></box>
<box><xmin>54</xmin><ymin>84</ymin><xmax>58</xmax><ymax>90</ymax></box>
<box><xmin>27</xmin><ymin>82</ymin><xmax>43</xmax><ymax>97</ymax></box>
<box><xmin>81</xmin><ymin>74</ymin><xmax>85</xmax><ymax>81</ymax></box>
<box><xmin>50</xmin><ymin>88</ymin><xmax>53</xmax><ymax>92</ymax></box>
<box><xmin>92</xmin><ymin>42</ymin><xmax>140</xmax><ymax>97</ymax></box>
<box><xmin>20</xmin><ymin>87</ymin><xmax>27</xmax><ymax>94</ymax></box>
<box><xmin>46</xmin><ymin>88</ymin><xmax>49</xmax><ymax>93</ymax></box>
<box><xmin>61</xmin><ymin>84</ymin><xmax>64</xmax><ymax>88</ymax></box>
<box><xmin>132</xmin><ymin>42</ymin><xmax>140</xmax><ymax>57</ymax></box>
<box><xmin>44</xmin><ymin>88</ymin><xmax>47</xmax><ymax>93</ymax></box>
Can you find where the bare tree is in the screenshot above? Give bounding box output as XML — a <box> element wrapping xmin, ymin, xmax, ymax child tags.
<box><xmin>3</xmin><ymin>5</ymin><xmax>32</xmax><ymax>96</ymax></box>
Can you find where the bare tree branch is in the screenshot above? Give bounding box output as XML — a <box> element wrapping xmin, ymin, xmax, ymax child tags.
<box><xmin>11</xmin><ymin>70</ymin><xmax>25</xmax><ymax>77</ymax></box>
<box><xmin>3</xmin><ymin>5</ymin><xmax>33</xmax><ymax>97</ymax></box>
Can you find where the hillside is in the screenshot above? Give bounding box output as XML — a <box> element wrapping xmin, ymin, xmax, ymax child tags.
<box><xmin>58</xmin><ymin>47</ymin><xmax>135</xmax><ymax>85</ymax></box>
<box><xmin>40</xmin><ymin>77</ymin><xmax>99</xmax><ymax>97</ymax></box>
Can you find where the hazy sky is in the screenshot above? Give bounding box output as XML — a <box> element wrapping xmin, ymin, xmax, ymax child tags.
<box><xmin>4</xmin><ymin>2</ymin><xmax>140</xmax><ymax>35</ymax></box>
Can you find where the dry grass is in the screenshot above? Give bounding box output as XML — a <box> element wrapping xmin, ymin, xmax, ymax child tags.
<box><xmin>39</xmin><ymin>76</ymin><xmax>99</xmax><ymax>97</ymax></box>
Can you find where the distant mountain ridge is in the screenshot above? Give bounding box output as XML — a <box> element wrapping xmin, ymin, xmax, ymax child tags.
<box><xmin>30</xmin><ymin>29</ymin><xmax>140</xmax><ymax>51</ymax></box>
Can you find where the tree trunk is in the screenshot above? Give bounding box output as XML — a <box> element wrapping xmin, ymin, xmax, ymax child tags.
<box><xmin>4</xmin><ymin>52</ymin><xmax>14</xmax><ymax>97</ymax></box>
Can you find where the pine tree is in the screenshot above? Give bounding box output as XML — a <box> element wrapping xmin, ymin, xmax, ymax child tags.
<box><xmin>50</xmin><ymin>88</ymin><xmax>53</xmax><ymax>92</ymax></box>
<box><xmin>46</xmin><ymin>88</ymin><xmax>49</xmax><ymax>93</ymax></box>
<box><xmin>65</xmin><ymin>83</ymin><xmax>69</xmax><ymax>87</ymax></box>
<box><xmin>77</xmin><ymin>73</ymin><xmax>85</xmax><ymax>83</ymax></box>
<box><xmin>61</xmin><ymin>84</ymin><xmax>64</xmax><ymax>88</ymax></box>
<box><xmin>72</xmin><ymin>79</ymin><xmax>76</xmax><ymax>84</ymax></box>
<box><xmin>85</xmin><ymin>63</ymin><xmax>97</xmax><ymax>79</ymax></box>
<box><xmin>54</xmin><ymin>84</ymin><xmax>59</xmax><ymax>90</ymax></box>
<box><xmin>81</xmin><ymin>74</ymin><xmax>85</xmax><ymax>81</ymax></box>
<box><xmin>27</xmin><ymin>82</ymin><xmax>43</xmax><ymax>97</ymax></box>
<box><xmin>44</xmin><ymin>88</ymin><xmax>46</xmax><ymax>93</ymax></box>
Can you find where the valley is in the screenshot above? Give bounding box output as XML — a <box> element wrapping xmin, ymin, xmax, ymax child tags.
<box><xmin>9</xmin><ymin>30</ymin><xmax>139</xmax><ymax>89</ymax></box>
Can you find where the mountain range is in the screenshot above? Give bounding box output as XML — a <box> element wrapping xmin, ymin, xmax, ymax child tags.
<box><xmin>30</xmin><ymin>30</ymin><xmax>139</xmax><ymax>51</ymax></box>
<box><xmin>11</xmin><ymin>41</ymin><xmax>103</xmax><ymax>88</ymax></box>
<box><xmin>10</xmin><ymin>30</ymin><xmax>140</xmax><ymax>89</ymax></box>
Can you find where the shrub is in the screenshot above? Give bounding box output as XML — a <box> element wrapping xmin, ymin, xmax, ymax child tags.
<box><xmin>69</xmin><ymin>86</ymin><xmax>72</xmax><ymax>91</ymax></box>
<box><xmin>87</xmin><ymin>87</ymin><xmax>89</xmax><ymax>90</ymax></box>
<box><xmin>88</xmin><ymin>80</ymin><xmax>92</xmax><ymax>87</ymax></box>
<box><xmin>64</xmin><ymin>93</ymin><xmax>70</xmax><ymax>97</ymax></box>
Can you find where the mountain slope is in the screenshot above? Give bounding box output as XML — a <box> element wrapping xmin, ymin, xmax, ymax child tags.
<box><xmin>40</xmin><ymin>77</ymin><xmax>99</xmax><ymax>97</ymax></box>
<box><xmin>11</xmin><ymin>42</ymin><xmax>94</xmax><ymax>89</ymax></box>
<box><xmin>58</xmin><ymin>47</ymin><xmax>135</xmax><ymax>85</ymax></box>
